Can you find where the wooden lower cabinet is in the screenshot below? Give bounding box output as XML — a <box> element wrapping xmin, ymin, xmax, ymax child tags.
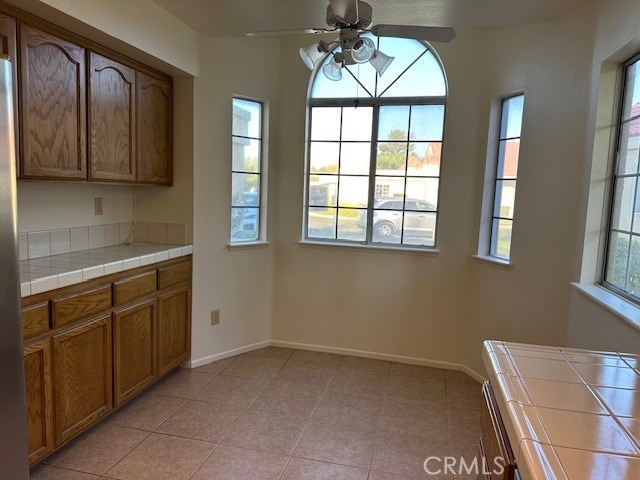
<box><xmin>113</xmin><ymin>299</ymin><xmax>156</xmax><ymax>406</ymax></box>
<box><xmin>157</xmin><ymin>286</ymin><xmax>191</xmax><ymax>376</ymax></box>
<box><xmin>52</xmin><ymin>315</ymin><xmax>112</xmax><ymax>446</ymax></box>
<box><xmin>480</xmin><ymin>382</ymin><xmax>518</xmax><ymax>480</ymax></box>
<box><xmin>24</xmin><ymin>339</ymin><xmax>54</xmax><ymax>464</ymax></box>
<box><xmin>22</xmin><ymin>256</ymin><xmax>192</xmax><ymax>465</ymax></box>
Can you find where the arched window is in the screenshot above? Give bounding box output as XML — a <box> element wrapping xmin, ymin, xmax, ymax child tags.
<box><xmin>304</xmin><ymin>35</ymin><xmax>447</xmax><ymax>248</ymax></box>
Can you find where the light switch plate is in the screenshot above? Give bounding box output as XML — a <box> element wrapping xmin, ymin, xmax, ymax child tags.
<box><xmin>95</xmin><ymin>197</ymin><xmax>103</xmax><ymax>215</ymax></box>
<box><xmin>211</xmin><ymin>309</ymin><xmax>220</xmax><ymax>325</ymax></box>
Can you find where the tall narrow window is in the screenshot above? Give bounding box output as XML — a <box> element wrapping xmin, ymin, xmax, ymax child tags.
<box><xmin>490</xmin><ymin>95</ymin><xmax>524</xmax><ymax>259</ymax></box>
<box><xmin>231</xmin><ymin>98</ymin><xmax>264</xmax><ymax>243</ymax></box>
<box><xmin>305</xmin><ymin>36</ymin><xmax>447</xmax><ymax>249</ymax></box>
<box><xmin>603</xmin><ymin>55</ymin><xmax>640</xmax><ymax>300</ymax></box>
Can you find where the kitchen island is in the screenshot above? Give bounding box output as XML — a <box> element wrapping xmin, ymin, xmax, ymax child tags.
<box><xmin>483</xmin><ymin>341</ymin><xmax>640</xmax><ymax>479</ymax></box>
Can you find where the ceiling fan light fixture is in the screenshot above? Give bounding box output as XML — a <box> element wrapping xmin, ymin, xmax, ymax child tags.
<box><xmin>322</xmin><ymin>52</ymin><xmax>344</xmax><ymax>81</ymax></box>
<box><xmin>350</xmin><ymin>36</ymin><xmax>376</xmax><ymax>63</ymax></box>
<box><xmin>369</xmin><ymin>50</ymin><xmax>394</xmax><ymax>77</ymax></box>
<box><xmin>299</xmin><ymin>42</ymin><xmax>325</xmax><ymax>70</ymax></box>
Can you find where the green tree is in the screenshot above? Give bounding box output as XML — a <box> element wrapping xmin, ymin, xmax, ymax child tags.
<box><xmin>377</xmin><ymin>129</ymin><xmax>416</xmax><ymax>171</ymax></box>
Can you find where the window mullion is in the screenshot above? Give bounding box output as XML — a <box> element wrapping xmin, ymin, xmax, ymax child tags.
<box><xmin>366</xmin><ymin>106</ymin><xmax>380</xmax><ymax>244</ymax></box>
<box><xmin>336</xmin><ymin>107</ymin><xmax>344</xmax><ymax>240</ymax></box>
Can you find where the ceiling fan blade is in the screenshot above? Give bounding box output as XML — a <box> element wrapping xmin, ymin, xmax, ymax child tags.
<box><xmin>329</xmin><ymin>0</ymin><xmax>353</xmax><ymax>21</ymax></box>
<box><xmin>247</xmin><ymin>28</ymin><xmax>335</xmax><ymax>38</ymax></box>
<box><xmin>370</xmin><ymin>25</ymin><xmax>456</xmax><ymax>43</ymax></box>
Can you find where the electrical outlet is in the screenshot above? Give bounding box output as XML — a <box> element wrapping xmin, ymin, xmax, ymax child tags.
<box><xmin>94</xmin><ymin>197</ymin><xmax>103</xmax><ymax>215</ymax></box>
<box><xmin>211</xmin><ymin>309</ymin><xmax>220</xmax><ymax>326</ymax></box>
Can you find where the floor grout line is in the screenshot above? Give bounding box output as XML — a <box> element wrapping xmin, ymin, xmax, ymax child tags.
<box><xmin>34</xmin><ymin>348</ymin><xmax>482</xmax><ymax>480</ymax></box>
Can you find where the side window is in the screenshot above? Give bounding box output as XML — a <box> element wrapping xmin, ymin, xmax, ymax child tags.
<box><xmin>603</xmin><ymin>55</ymin><xmax>640</xmax><ymax>299</ymax></box>
<box><xmin>480</xmin><ymin>94</ymin><xmax>524</xmax><ymax>261</ymax></box>
<box><xmin>231</xmin><ymin>98</ymin><xmax>265</xmax><ymax>244</ymax></box>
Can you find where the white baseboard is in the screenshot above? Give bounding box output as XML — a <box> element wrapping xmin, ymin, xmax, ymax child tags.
<box><xmin>187</xmin><ymin>338</ymin><xmax>485</xmax><ymax>383</ymax></box>
<box><xmin>269</xmin><ymin>339</ymin><xmax>486</xmax><ymax>383</ymax></box>
<box><xmin>186</xmin><ymin>340</ymin><xmax>270</xmax><ymax>368</ymax></box>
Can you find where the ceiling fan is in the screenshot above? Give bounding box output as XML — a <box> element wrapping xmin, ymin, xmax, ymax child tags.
<box><xmin>247</xmin><ymin>0</ymin><xmax>456</xmax><ymax>81</ymax></box>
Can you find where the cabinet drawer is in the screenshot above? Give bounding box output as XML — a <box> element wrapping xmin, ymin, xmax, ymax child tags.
<box><xmin>158</xmin><ymin>261</ymin><xmax>191</xmax><ymax>290</ymax></box>
<box><xmin>52</xmin><ymin>285</ymin><xmax>112</xmax><ymax>328</ymax></box>
<box><xmin>481</xmin><ymin>382</ymin><xmax>517</xmax><ymax>480</ymax></box>
<box><xmin>22</xmin><ymin>302</ymin><xmax>50</xmax><ymax>340</ymax></box>
<box><xmin>113</xmin><ymin>271</ymin><xmax>157</xmax><ymax>306</ymax></box>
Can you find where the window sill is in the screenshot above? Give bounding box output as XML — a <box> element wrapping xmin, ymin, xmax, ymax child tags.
<box><xmin>472</xmin><ymin>254</ymin><xmax>512</xmax><ymax>270</ymax></box>
<box><xmin>298</xmin><ymin>240</ymin><xmax>440</xmax><ymax>256</ymax></box>
<box><xmin>227</xmin><ymin>241</ymin><xmax>270</xmax><ymax>251</ymax></box>
<box><xmin>571</xmin><ymin>283</ymin><xmax>640</xmax><ymax>332</ymax></box>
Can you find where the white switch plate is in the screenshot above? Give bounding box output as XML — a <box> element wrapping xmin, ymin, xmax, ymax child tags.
<box><xmin>211</xmin><ymin>309</ymin><xmax>220</xmax><ymax>325</ymax></box>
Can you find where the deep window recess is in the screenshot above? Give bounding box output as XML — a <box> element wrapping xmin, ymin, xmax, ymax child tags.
<box><xmin>305</xmin><ymin>35</ymin><xmax>447</xmax><ymax>248</ymax></box>
<box><xmin>489</xmin><ymin>94</ymin><xmax>524</xmax><ymax>260</ymax></box>
<box><xmin>231</xmin><ymin>98</ymin><xmax>264</xmax><ymax>243</ymax></box>
<box><xmin>603</xmin><ymin>54</ymin><xmax>640</xmax><ymax>300</ymax></box>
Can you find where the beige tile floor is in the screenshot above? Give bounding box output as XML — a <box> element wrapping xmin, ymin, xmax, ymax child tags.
<box><xmin>30</xmin><ymin>347</ymin><xmax>482</xmax><ymax>480</ymax></box>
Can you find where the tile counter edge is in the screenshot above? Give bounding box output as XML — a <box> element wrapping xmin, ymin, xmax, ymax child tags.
<box><xmin>20</xmin><ymin>244</ymin><xmax>194</xmax><ymax>297</ymax></box>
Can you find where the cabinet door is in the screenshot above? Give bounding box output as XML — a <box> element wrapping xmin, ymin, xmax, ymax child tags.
<box><xmin>24</xmin><ymin>339</ymin><xmax>54</xmax><ymax>465</ymax></box>
<box><xmin>157</xmin><ymin>286</ymin><xmax>190</xmax><ymax>376</ymax></box>
<box><xmin>137</xmin><ymin>70</ymin><xmax>172</xmax><ymax>185</ymax></box>
<box><xmin>0</xmin><ymin>14</ymin><xmax>19</xmax><ymax>175</ymax></box>
<box><xmin>88</xmin><ymin>52</ymin><xmax>136</xmax><ymax>182</ymax></box>
<box><xmin>52</xmin><ymin>315</ymin><xmax>112</xmax><ymax>446</ymax></box>
<box><xmin>19</xmin><ymin>23</ymin><xmax>86</xmax><ymax>180</ymax></box>
<box><xmin>113</xmin><ymin>299</ymin><xmax>156</xmax><ymax>406</ymax></box>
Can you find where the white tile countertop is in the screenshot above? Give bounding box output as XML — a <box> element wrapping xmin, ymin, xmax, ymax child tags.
<box><xmin>20</xmin><ymin>244</ymin><xmax>193</xmax><ymax>297</ymax></box>
<box><xmin>483</xmin><ymin>341</ymin><xmax>640</xmax><ymax>480</ymax></box>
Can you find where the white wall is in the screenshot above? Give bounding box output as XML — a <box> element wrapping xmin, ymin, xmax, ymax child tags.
<box><xmin>12</xmin><ymin>0</ymin><xmax>640</xmax><ymax>372</ymax></box>
<box><xmin>18</xmin><ymin>183</ymin><xmax>134</xmax><ymax>232</ymax></box>
<box><xmin>271</xmin><ymin>30</ymin><xmax>489</xmax><ymax>367</ymax></box>
<box><xmin>190</xmin><ymin>35</ymin><xmax>281</xmax><ymax>363</ymax></box>
<box><xmin>272</xmin><ymin>0</ymin><xmax>640</xmax><ymax>375</ymax></box>
<box><xmin>567</xmin><ymin>0</ymin><xmax>640</xmax><ymax>353</ymax></box>
<box><xmin>462</xmin><ymin>5</ymin><xmax>601</xmax><ymax>374</ymax></box>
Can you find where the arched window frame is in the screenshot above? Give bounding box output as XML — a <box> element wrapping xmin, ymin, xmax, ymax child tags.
<box><xmin>303</xmin><ymin>37</ymin><xmax>448</xmax><ymax>249</ymax></box>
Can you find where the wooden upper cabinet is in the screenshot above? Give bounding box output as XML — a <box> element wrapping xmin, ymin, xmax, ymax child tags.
<box><xmin>137</xmin><ymin>70</ymin><xmax>172</xmax><ymax>185</ymax></box>
<box><xmin>0</xmin><ymin>14</ymin><xmax>19</xmax><ymax>174</ymax></box>
<box><xmin>88</xmin><ymin>52</ymin><xmax>136</xmax><ymax>182</ymax></box>
<box><xmin>19</xmin><ymin>23</ymin><xmax>86</xmax><ymax>180</ymax></box>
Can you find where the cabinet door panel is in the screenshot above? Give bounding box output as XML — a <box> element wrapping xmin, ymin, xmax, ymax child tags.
<box><xmin>157</xmin><ymin>286</ymin><xmax>190</xmax><ymax>376</ymax></box>
<box><xmin>137</xmin><ymin>70</ymin><xmax>172</xmax><ymax>185</ymax></box>
<box><xmin>89</xmin><ymin>52</ymin><xmax>136</xmax><ymax>182</ymax></box>
<box><xmin>24</xmin><ymin>339</ymin><xmax>54</xmax><ymax>465</ymax></box>
<box><xmin>19</xmin><ymin>23</ymin><xmax>86</xmax><ymax>180</ymax></box>
<box><xmin>0</xmin><ymin>14</ymin><xmax>19</xmax><ymax>175</ymax></box>
<box><xmin>53</xmin><ymin>315</ymin><xmax>112</xmax><ymax>446</ymax></box>
<box><xmin>114</xmin><ymin>299</ymin><xmax>156</xmax><ymax>406</ymax></box>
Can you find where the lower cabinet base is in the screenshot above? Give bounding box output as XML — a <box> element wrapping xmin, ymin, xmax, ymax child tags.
<box><xmin>22</xmin><ymin>256</ymin><xmax>192</xmax><ymax>467</ymax></box>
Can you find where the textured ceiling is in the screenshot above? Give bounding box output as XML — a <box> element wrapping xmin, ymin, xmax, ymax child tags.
<box><xmin>153</xmin><ymin>0</ymin><xmax>589</xmax><ymax>37</ymax></box>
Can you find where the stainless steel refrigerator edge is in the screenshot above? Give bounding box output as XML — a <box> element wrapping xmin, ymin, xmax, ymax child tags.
<box><xmin>0</xmin><ymin>55</ymin><xmax>30</xmax><ymax>479</ymax></box>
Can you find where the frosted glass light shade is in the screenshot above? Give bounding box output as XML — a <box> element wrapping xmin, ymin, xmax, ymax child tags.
<box><xmin>300</xmin><ymin>43</ymin><xmax>324</xmax><ymax>70</ymax></box>
<box><xmin>351</xmin><ymin>37</ymin><xmax>376</xmax><ymax>63</ymax></box>
<box><xmin>370</xmin><ymin>51</ymin><xmax>394</xmax><ymax>77</ymax></box>
<box><xmin>323</xmin><ymin>58</ymin><xmax>343</xmax><ymax>81</ymax></box>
